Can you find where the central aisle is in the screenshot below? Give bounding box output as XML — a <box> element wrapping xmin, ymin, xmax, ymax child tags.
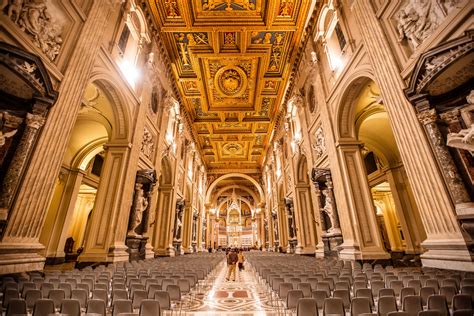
<box><xmin>187</xmin><ymin>260</ymin><xmax>278</xmax><ymax>315</ymax></box>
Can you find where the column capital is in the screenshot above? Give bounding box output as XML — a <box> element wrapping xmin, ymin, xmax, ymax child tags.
<box><xmin>26</xmin><ymin>113</ymin><xmax>46</xmax><ymax>130</ymax></box>
<box><xmin>440</xmin><ymin>109</ymin><xmax>460</xmax><ymax>124</ymax></box>
<box><xmin>417</xmin><ymin>108</ymin><xmax>437</xmax><ymax>125</ymax></box>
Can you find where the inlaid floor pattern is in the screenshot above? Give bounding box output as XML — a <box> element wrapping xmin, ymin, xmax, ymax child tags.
<box><xmin>186</xmin><ymin>261</ymin><xmax>278</xmax><ymax>315</ymax></box>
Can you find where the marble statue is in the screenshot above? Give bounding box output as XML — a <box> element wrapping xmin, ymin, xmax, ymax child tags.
<box><xmin>175</xmin><ymin>209</ymin><xmax>183</xmax><ymax>240</ymax></box>
<box><xmin>322</xmin><ymin>189</ymin><xmax>338</xmax><ymax>234</ymax></box>
<box><xmin>128</xmin><ymin>183</ymin><xmax>149</xmax><ymax>236</ymax></box>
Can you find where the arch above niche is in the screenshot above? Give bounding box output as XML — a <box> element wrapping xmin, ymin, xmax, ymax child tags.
<box><xmin>86</xmin><ymin>75</ymin><xmax>131</xmax><ymax>142</ymax></box>
<box><xmin>205</xmin><ymin>173</ymin><xmax>264</xmax><ymax>206</ymax></box>
<box><xmin>336</xmin><ymin>73</ymin><xmax>376</xmax><ymax>139</ymax></box>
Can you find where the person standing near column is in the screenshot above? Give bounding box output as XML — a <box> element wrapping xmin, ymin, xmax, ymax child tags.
<box><xmin>226</xmin><ymin>248</ymin><xmax>238</xmax><ymax>281</ymax></box>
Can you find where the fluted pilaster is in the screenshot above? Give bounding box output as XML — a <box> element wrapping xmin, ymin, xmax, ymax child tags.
<box><xmin>353</xmin><ymin>0</ymin><xmax>471</xmax><ymax>269</ymax></box>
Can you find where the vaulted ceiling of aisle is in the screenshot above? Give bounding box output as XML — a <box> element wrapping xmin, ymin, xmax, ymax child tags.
<box><xmin>146</xmin><ymin>0</ymin><xmax>313</xmax><ymax>174</ymax></box>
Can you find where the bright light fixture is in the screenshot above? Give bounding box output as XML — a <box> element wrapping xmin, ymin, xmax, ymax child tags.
<box><xmin>120</xmin><ymin>59</ymin><xmax>140</xmax><ymax>86</ymax></box>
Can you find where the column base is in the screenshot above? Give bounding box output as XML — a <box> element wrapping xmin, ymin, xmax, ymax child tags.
<box><xmin>0</xmin><ymin>242</ymin><xmax>46</xmax><ymax>275</ymax></box>
<box><xmin>315</xmin><ymin>241</ymin><xmax>325</xmax><ymax>258</ymax></box>
<box><xmin>338</xmin><ymin>242</ymin><xmax>390</xmax><ymax>260</ymax></box>
<box><xmin>78</xmin><ymin>242</ymin><xmax>128</xmax><ymax>263</ymax></box>
<box><xmin>184</xmin><ymin>246</ymin><xmax>193</xmax><ymax>254</ymax></box>
<box><xmin>420</xmin><ymin>238</ymin><xmax>473</xmax><ymax>271</ymax></box>
<box><xmin>155</xmin><ymin>246</ymin><xmax>175</xmax><ymax>257</ymax></box>
<box><xmin>145</xmin><ymin>243</ymin><xmax>154</xmax><ymax>259</ymax></box>
<box><xmin>295</xmin><ymin>246</ymin><xmax>316</xmax><ymax>255</ymax></box>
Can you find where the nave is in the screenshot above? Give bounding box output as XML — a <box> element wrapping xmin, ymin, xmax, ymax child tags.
<box><xmin>1</xmin><ymin>252</ymin><xmax>474</xmax><ymax>316</ymax></box>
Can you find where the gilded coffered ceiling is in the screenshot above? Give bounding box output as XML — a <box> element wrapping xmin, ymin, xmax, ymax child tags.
<box><xmin>146</xmin><ymin>0</ymin><xmax>313</xmax><ymax>174</ymax></box>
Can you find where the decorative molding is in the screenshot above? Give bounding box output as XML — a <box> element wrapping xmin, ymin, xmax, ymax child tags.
<box><xmin>3</xmin><ymin>0</ymin><xmax>63</xmax><ymax>61</ymax></box>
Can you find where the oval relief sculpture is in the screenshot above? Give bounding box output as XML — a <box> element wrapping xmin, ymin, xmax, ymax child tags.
<box><xmin>214</xmin><ymin>66</ymin><xmax>247</xmax><ymax>97</ymax></box>
<box><xmin>223</xmin><ymin>143</ymin><xmax>243</xmax><ymax>155</ymax></box>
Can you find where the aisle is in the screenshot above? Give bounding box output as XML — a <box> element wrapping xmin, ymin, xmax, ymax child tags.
<box><xmin>186</xmin><ymin>260</ymin><xmax>278</xmax><ymax>315</ymax></box>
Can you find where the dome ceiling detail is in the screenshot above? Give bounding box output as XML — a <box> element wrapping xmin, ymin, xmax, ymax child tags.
<box><xmin>147</xmin><ymin>0</ymin><xmax>312</xmax><ymax>174</ymax></box>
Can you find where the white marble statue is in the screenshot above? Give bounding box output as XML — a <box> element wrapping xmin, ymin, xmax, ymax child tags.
<box><xmin>128</xmin><ymin>183</ymin><xmax>148</xmax><ymax>236</ymax></box>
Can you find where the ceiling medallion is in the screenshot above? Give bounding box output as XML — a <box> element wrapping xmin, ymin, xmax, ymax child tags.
<box><xmin>224</xmin><ymin>143</ymin><xmax>243</xmax><ymax>155</ymax></box>
<box><xmin>214</xmin><ymin>66</ymin><xmax>247</xmax><ymax>97</ymax></box>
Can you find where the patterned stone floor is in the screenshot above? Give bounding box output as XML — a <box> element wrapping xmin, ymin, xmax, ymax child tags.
<box><xmin>184</xmin><ymin>261</ymin><xmax>279</xmax><ymax>315</ymax></box>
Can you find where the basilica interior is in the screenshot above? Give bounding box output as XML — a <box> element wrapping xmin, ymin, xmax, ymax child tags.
<box><xmin>0</xmin><ymin>0</ymin><xmax>473</xmax><ymax>315</ymax></box>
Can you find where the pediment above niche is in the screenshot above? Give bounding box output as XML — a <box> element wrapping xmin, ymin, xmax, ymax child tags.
<box><xmin>405</xmin><ymin>30</ymin><xmax>473</xmax><ymax>100</ymax></box>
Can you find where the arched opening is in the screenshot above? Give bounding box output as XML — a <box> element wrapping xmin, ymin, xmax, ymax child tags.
<box><xmin>337</xmin><ymin>78</ymin><xmax>426</xmax><ymax>259</ymax></box>
<box><xmin>39</xmin><ymin>81</ymin><xmax>123</xmax><ymax>263</ymax></box>
<box><xmin>205</xmin><ymin>173</ymin><xmax>262</xmax><ymax>250</ymax></box>
<box><xmin>152</xmin><ymin>156</ymin><xmax>177</xmax><ymax>256</ymax></box>
<box><xmin>293</xmin><ymin>155</ymin><xmax>318</xmax><ymax>255</ymax></box>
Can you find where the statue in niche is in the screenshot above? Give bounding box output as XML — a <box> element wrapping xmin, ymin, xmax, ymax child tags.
<box><xmin>175</xmin><ymin>205</ymin><xmax>183</xmax><ymax>240</ymax></box>
<box><xmin>128</xmin><ymin>183</ymin><xmax>149</xmax><ymax>236</ymax></box>
<box><xmin>322</xmin><ymin>189</ymin><xmax>338</xmax><ymax>234</ymax></box>
<box><xmin>175</xmin><ymin>214</ymin><xmax>182</xmax><ymax>240</ymax></box>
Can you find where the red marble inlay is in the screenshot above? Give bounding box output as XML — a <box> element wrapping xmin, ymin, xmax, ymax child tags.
<box><xmin>232</xmin><ymin>290</ymin><xmax>249</xmax><ymax>298</ymax></box>
<box><xmin>214</xmin><ymin>291</ymin><xmax>229</xmax><ymax>298</ymax></box>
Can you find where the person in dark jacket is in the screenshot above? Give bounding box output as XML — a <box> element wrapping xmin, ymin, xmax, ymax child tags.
<box><xmin>226</xmin><ymin>248</ymin><xmax>238</xmax><ymax>281</ymax></box>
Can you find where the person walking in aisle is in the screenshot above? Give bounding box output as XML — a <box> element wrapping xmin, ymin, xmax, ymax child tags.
<box><xmin>237</xmin><ymin>248</ymin><xmax>245</xmax><ymax>271</ymax></box>
<box><xmin>226</xmin><ymin>248</ymin><xmax>238</xmax><ymax>281</ymax></box>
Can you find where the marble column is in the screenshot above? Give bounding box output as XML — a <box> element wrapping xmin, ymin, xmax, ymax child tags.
<box><xmin>40</xmin><ymin>168</ymin><xmax>84</xmax><ymax>262</ymax></box>
<box><xmin>313</xmin><ymin>183</ymin><xmax>327</xmax><ymax>232</ymax></box>
<box><xmin>0</xmin><ymin>0</ymin><xmax>119</xmax><ymax>274</ymax></box>
<box><xmin>353</xmin><ymin>0</ymin><xmax>472</xmax><ymax>269</ymax></box>
<box><xmin>153</xmin><ymin>184</ymin><xmax>177</xmax><ymax>256</ymax></box>
<box><xmin>294</xmin><ymin>184</ymin><xmax>317</xmax><ymax>254</ymax></box>
<box><xmin>385</xmin><ymin>167</ymin><xmax>425</xmax><ymax>254</ymax></box>
<box><xmin>0</xmin><ymin>111</ymin><xmax>45</xmax><ymax>222</ymax></box>
<box><xmin>336</xmin><ymin>142</ymin><xmax>389</xmax><ymax>260</ymax></box>
<box><xmin>78</xmin><ymin>142</ymin><xmax>131</xmax><ymax>263</ymax></box>
<box><xmin>277</xmin><ymin>201</ymin><xmax>289</xmax><ymax>252</ymax></box>
<box><xmin>181</xmin><ymin>202</ymin><xmax>193</xmax><ymax>254</ymax></box>
<box><xmin>417</xmin><ymin>108</ymin><xmax>470</xmax><ymax>204</ymax></box>
<box><xmin>208</xmin><ymin>214</ymin><xmax>216</xmax><ymax>249</ymax></box>
<box><xmin>311</xmin><ymin>183</ymin><xmax>326</xmax><ymax>257</ymax></box>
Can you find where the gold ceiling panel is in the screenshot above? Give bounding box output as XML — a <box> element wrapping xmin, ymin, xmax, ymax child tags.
<box><xmin>147</xmin><ymin>0</ymin><xmax>311</xmax><ymax>174</ymax></box>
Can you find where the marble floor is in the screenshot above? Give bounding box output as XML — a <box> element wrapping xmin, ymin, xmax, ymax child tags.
<box><xmin>185</xmin><ymin>261</ymin><xmax>279</xmax><ymax>315</ymax></box>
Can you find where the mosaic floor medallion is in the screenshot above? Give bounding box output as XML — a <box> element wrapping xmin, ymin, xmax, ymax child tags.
<box><xmin>185</xmin><ymin>261</ymin><xmax>280</xmax><ymax>315</ymax></box>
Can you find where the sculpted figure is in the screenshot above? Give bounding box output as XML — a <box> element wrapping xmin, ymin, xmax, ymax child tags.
<box><xmin>6</xmin><ymin>0</ymin><xmax>23</xmax><ymax>23</ymax></box>
<box><xmin>322</xmin><ymin>189</ymin><xmax>337</xmax><ymax>233</ymax></box>
<box><xmin>128</xmin><ymin>183</ymin><xmax>148</xmax><ymax>236</ymax></box>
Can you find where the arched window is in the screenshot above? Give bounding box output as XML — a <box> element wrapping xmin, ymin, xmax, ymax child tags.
<box><xmin>316</xmin><ymin>1</ymin><xmax>347</xmax><ymax>72</ymax></box>
<box><xmin>116</xmin><ymin>3</ymin><xmax>150</xmax><ymax>88</ymax></box>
